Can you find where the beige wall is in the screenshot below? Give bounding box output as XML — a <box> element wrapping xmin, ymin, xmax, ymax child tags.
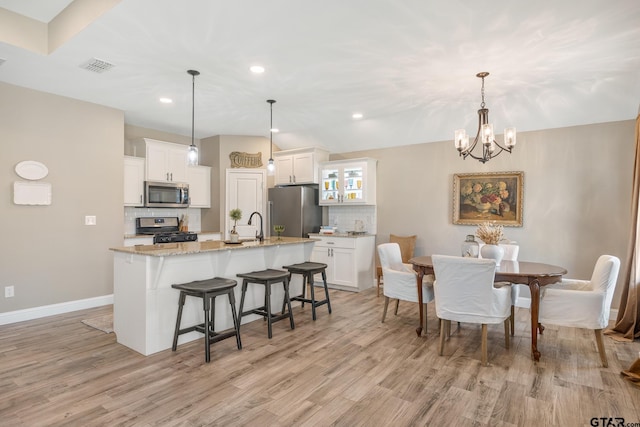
<box><xmin>332</xmin><ymin>119</ymin><xmax>635</xmax><ymax>307</ymax></box>
<box><xmin>0</xmin><ymin>82</ymin><xmax>124</xmax><ymax>312</ymax></box>
<box><xmin>1</xmin><ymin>79</ymin><xmax>634</xmax><ymax>315</ymax></box>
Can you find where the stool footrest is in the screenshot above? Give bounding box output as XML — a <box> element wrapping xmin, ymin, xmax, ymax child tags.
<box><xmin>242</xmin><ymin>308</ymin><xmax>291</xmax><ymax>323</ymax></box>
<box><xmin>291</xmin><ymin>296</ymin><xmax>329</xmax><ymax>307</ymax></box>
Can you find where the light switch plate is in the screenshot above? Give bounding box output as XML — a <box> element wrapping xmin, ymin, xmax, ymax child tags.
<box><xmin>85</xmin><ymin>215</ymin><xmax>97</xmax><ymax>225</ymax></box>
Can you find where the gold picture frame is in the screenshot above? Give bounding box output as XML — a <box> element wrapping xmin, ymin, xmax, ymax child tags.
<box><xmin>453</xmin><ymin>171</ymin><xmax>524</xmax><ymax>226</ymax></box>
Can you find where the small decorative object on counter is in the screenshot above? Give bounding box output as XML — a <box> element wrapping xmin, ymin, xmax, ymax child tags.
<box><xmin>229</xmin><ymin>208</ymin><xmax>242</xmax><ymax>243</ymax></box>
<box><xmin>273</xmin><ymin>225</ymin><xmax>285</xmax><ymax>240</ymax></box>
<box><xmin>476</xmin><ymin>222</ymin><xmax>505</xmax><ymax>266</ymax></box>
<box><xmin>461</xmin><ymin>234</ymin><xmax>479</xmax><ymax>257</ymax></box>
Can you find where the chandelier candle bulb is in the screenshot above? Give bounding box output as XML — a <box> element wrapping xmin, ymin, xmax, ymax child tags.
<box><xmin>455</xmin><ymin>129</ymin><xmax>469</xmax><ymax>151</ymax></box>
<box><xmin>504</xmin><ymin>127</ymin><xmax>517</xmax><ymax>147</ymax></box>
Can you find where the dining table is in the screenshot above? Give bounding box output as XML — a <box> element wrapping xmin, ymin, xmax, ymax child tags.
<box><xmin>409</xmin><ymin>255</ymin><xmax>567</xmax><ymax>362</ymax></box>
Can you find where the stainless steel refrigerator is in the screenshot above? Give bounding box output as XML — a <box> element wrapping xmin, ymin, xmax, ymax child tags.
<box><xmin>268</xmin><ymin>185</ymin><xmax>322</xmax><ymax>238</ymax></box>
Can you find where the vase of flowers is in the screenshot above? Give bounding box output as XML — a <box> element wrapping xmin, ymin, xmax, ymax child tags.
<box><xmin>476</xmin><ymin>222</ymin><xmax>505</xmax><ymax>266</ymax></box>
<box><xmin>229</xmin><ymin>208</ymin><xmax>242</xmax><ymax>242</ymax></box>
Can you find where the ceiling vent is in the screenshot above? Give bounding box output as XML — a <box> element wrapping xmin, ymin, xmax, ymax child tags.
<box><xmin>79</xmin><ymin>57</ymin><xmax>115</xmax><ymax>73</ymax></box>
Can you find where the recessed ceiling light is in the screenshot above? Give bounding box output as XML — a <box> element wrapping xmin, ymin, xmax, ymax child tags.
<box><xmin>270</xmin><ymin>128</ymin><xmax>279</xmax><ymax>133</ymax></box>
<box><xmin>250</xmin><ymin>65</ymin><xmax>265</xmax><ymax>74</ymax></box>
<box><xmin>352</xmin><ymin>113</ymin><xmax>363</xmax><ymax>119</ymax></box>
<box><xmin>159</xmin><ymin>97</ymin><xmax>173</xmax><ymax>104</ymax></box>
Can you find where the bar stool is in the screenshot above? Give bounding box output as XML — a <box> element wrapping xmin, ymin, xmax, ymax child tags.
<box><xmin>237</xmin><ymin>269</ymin><xmax>295</xmax><ymax>339</ymax></box>
<box><xmin>171</xmin><ymin>277</ymin><xmax>242</xmax><ymax>363</ymax></box>
<box><xmin>283</xmin><ymin>262</ymin><xmax>332</xmax><ymax>320</ymax></box>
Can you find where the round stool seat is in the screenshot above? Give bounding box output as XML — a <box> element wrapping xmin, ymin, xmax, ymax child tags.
<box><xmin>282</xmin><ymin>262</ymin><xmax>328</xmax><ymax>273</ymax></box>
<box><xmin>172</xmin><ymin>277</ymin><xmax>237</xmax><ymax>293</ymax></box>
<box><xmin>237</xmin><ymin>269</ymin><xmax>290</xmax><ymax>281</ymax></box>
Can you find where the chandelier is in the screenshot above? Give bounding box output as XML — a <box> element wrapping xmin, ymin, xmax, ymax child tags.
<box><xmin>454</xmin><ymin>72</ymin><xmax>516</xmax><ymax>163</ymax></box>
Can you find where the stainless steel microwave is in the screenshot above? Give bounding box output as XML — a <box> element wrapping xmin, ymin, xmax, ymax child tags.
<box><xmin>144</xmin><ymin>181</ymin><xmax>190</xmax><ymax>208</ymax></box>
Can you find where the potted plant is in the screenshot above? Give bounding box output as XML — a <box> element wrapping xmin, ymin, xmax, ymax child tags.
<box><xmin>229</xmin><ymin>208</ymin><xmax>242</xmax><ymax>242</ymax></box>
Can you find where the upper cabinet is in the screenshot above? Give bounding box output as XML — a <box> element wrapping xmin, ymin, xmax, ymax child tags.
<box><xmin>131</xmin><ymin>138</ymin><xmax>189</xmax><ymax>183</ymax></box>
<box><xmin>124</xmin><ymin>156</ymin><xmax>145</xmax><ymax>207</ymax></box>
<box><xmin>187</xmin><ymin>165</ymin><xmax>211</xmax><ymax>208</ymax></box>
<box><xmin>273</xmin><ymin>147</ymin><xmax>329</xmax><ymax>185</ymax></box>
<box><xmin>319</xmin><ymin>158</ymin><xmax>377</xmax><ymax>206</ymax></box>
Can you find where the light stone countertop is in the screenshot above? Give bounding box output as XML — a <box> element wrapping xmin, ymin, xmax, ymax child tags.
<box><xmin>111</xmin><ymin>236</ymin><xmax>317</xmax><ymax>257</ymax></box>
<box><xmin>124</xmin><ymin>230</ymin><xmax>222</xmax><ymax>239</ymax></box>
<box><xmin>308</xmin><ymin>233</ymin><xmax>376</xmax><ymax>238</ymax></box>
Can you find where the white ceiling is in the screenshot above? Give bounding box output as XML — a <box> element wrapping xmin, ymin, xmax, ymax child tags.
<box><xmin>0</xmin><ymin>0</ymin><xmax>639</xmax><ymax>153</ymax></box>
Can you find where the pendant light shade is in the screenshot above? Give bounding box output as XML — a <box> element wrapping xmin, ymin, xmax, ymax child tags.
<box><xmin>267</xmin><ymin>99</ymin><xmax>276</xmax><ymax>176</ymax></box>
<box><xmin>187</xmin><ymin>69</ymin><xmax>200</xmax><ymax>166</ymax></box>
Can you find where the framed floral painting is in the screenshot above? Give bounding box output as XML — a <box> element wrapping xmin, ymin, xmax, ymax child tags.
<box><xmin>453</xmin><ymin>171</ymin><xmax>524</xmax><ymax>226</ymax></box>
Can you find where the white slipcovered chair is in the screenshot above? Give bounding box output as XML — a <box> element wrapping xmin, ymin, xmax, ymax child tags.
<box><xmin>432</xmin><ymin>254</ymin><xmax>512</xmax><ymax>366</ymax></box>
<box><xmin>377</xmin><ymin>243</ymin><xmax>434</xmax><ymax>331</ymax></box>
<box><xmin>538</xmin><ymin>254</ymin><xmax>620</xmax><ymax>367</ymax></box>
<box><xmin>479</xmin><ymin>243</ymin><xmax>520</xmax><ymax>335</ymax></box>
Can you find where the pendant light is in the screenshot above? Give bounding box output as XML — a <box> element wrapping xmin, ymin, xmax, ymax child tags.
<box><xmin>187</xmin><ymin>69</ymin><xmax>200</xmax><ymax>165</ymax></box>
<box><xmin>266</xmin><ymin>99</ymin><xmax>276</xmax><ymax>176</ymax></box>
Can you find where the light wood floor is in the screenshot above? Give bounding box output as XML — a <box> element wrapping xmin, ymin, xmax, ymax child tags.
<box><xmin>1</xmin><ymin>288</ymin><xmax>639</xmax><ymax>426</ymax></box>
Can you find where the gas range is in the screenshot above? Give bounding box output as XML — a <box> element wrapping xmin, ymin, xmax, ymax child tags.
<box><xmin>153</xmin><ymin>231</ymin><xmax>198</xmax><ymax>244</ymax></box>
<box><xmin>135</xmin><ymin>217</ymin><xmax>198</xmax><ymax>244</ymax></box>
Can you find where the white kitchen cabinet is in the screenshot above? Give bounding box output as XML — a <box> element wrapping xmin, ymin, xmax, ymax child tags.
<box><xmin>124</xmin><ymin>156</ymin><xmax>145</xmax><ymax>206</ymax></box>
<box><xmin>133</xmin><ymin>138</ymin><xmax>189</xmax><ymax>183</ymax></box>
<box><xmin>273</xmin><ymin>147</ymin><xmax>329</xmax><ymax>185</ymax></box>
<box><xmin>310</xmin><ymin>234</ymin><xmax>375</xmax><ymax>291</ymax></box>
<box><xmin>319</xmin><ymin>158</ymin><xmax>377</xmax><ymax>206</ymax></box>
<box><xmin>187</xmin><ymin>165</ymin><xmax>211</xmax><ymax>208</ymax></box>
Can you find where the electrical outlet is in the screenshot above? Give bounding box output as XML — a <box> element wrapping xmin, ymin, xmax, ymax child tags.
<box><xmin>5</xmin><ymin>286</ymin><xmax>14</xmax><ymax>298</ymax></box>
<box><xmin>85</xmin><ymin>215</ymin><xmax>97</xmax><ymax>226</ymax></box>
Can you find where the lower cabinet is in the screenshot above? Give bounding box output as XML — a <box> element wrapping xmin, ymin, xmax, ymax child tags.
<box><xmin>310</xmin><ymin>234</ymin><xmax>375</xmax><ymax>291</ymax></box>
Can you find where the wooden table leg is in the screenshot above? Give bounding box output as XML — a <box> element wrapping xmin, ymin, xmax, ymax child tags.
<box><xmin>528</xmin><ymin>278</ymin><xmax>541</xmax><ymax>361</ymax></box>
<box><xmin>416</xmin><ymin>268</ymin><xmax>424</xmax><ymax>337</ymax></box>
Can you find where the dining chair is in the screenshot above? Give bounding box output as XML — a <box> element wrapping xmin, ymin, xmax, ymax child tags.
<box><xmin>538</xmin><ymin>254</ymin><xmax>620</xmax><ymax>367</ymax></box>
<box><xmin>479</xmin><ymin>242</ymin><xmax>520</xmax><ymax>335</ymax></box>
<box><xmin>432</xmin><ymin>254</ymin><xmax>512</xmax><ymax>366</ymax></box>
<box><xmin>376</xmin><ymin>234</ymin><xmax>417</xmax><ymax>296</ymax></box>
<box><xmin>377</xmin><ymin>243</ymin><xmax>434</xmax><ymax>331</ymax></box>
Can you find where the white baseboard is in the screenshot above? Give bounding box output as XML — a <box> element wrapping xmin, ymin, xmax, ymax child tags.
<box><xmin>516</xmin><ymin>297</ymin><xmax>618</xmax><ymax>321</ymax></box>
<box><xmin>0</xmin><ymin>294</ymin><xmax>113</xmax><ymax>325</ymax></box>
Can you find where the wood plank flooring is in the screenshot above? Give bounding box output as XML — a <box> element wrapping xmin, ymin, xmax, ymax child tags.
<box><xmin>1</xmin><ymin>288</ymin><xmax>639</xmax><ymax>426</ymax></box>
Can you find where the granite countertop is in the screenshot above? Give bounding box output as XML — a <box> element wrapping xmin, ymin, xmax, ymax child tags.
<box><xmin>124</xmin><ymin>230</ymin><xmax>222</xmax><ymax>239</ymax></box>
<box><xmin>308</xmin><ymin>233</ymin><xmax>376</xmax><ymax>238</ymax></box>
<box><xmin>111</xmin><ymin>236</ymin><xmax>317</xmax><ymax>257</ymax></box>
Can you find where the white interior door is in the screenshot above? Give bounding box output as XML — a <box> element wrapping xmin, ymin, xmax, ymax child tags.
<box><xmin>225</xmin><ymin>169</ymin><xmax>266</xmax><ymax>240</ymax></box>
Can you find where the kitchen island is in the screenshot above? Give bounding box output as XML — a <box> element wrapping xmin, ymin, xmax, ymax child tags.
<box><xmin>110</xmin><ymin>237</ymin><xmax>316</xmax><ymax>356</ymax></box>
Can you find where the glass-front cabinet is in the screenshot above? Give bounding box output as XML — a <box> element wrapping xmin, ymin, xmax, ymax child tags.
<box><xmin>319</xmin><ymin>158</ymin><xmax>377</xmax><ymax>206</ymax></box>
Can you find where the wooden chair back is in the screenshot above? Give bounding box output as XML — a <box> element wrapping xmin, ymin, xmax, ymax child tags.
<box><xmin>389</xmin><ymin>234</ymin><xmax>417</xmax><ymax>263</ymax></box>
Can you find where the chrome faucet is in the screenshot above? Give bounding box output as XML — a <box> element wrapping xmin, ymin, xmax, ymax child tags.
<box><xmin>247</xmin><ymin>211</ymin><xmax>264</xmax><ymax>242</ymax></box>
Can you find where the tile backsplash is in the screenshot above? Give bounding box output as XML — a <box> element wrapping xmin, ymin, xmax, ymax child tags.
<box><xmin>327</xmin><ymin>205</ymin><xmax>377</xmax><ymax>234</ymax></box>
<box><xmin>124</xmin><ymin>207</ymin><xmax>202</xmax><ymax>234</ymax></box>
